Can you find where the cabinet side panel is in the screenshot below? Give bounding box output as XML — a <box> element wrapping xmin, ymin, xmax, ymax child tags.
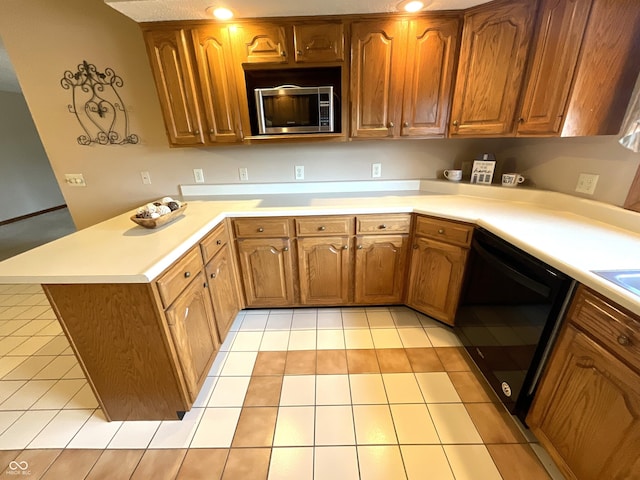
<box><xmin>44</xmin><ymin>283</ymin><xmax>189</xmax><ymax>421</ymax></box>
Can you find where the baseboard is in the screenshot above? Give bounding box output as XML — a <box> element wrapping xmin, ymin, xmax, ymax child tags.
<box><xmin>0</xmin><ymin>205</ymin><xmax>67</xmax><ymax>227</ymax></box>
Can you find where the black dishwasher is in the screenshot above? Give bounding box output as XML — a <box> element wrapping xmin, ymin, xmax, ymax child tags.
<box><xmin>454</xmin><ymin>227</ymin><xmax>575</xmax><ymax>424</ymax></box>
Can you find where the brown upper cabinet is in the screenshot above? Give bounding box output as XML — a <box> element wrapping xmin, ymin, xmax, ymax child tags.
<box><xmin>449</xmin><ymin>0</ymin><xmax>537</xmax><ymax>137</ymax></box>
<box><xmin>561</xmin><ymin>0</ymin><xmax>640</xmax><ymax>136</ymax></box>
<box><xmin>229</xmin><ymin>20</ymin><xmax>345</xmax><ymax>65</ymax></box>
<box><xmin>516</xmin><ymin>0</ymin><xmax>593</xmax><ymax>136</ymax></box>
<box><xmin>191</xmin><ymin>26</ymin><xmax>244</xmax><ymax>143</ymax></box>
<box><xmin>350</xmin><ymin>16</ymin><xmax>459</xmax><ymax>139</ymax></box>
<box><xmin>144</xmin><ymin>29</ymin><xmax>205</xmax><ymax>146</ymax></box>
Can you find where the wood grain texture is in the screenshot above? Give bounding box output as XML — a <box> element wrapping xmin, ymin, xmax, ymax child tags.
<box><xmin>413</xmin><ymin>215</ymin><xmax>473</xmax><ymax>247</ymax></box>
<box><xmin>295</xmin><ymin>216</ymin><xmax>354</xmax><ymax>236</ymax></box>
<box><xmin>293</xmin><ymin>22</ymin><xmax>345</xmax><ymax>63</ymax></box>
<box><xmin>192</xmin><ymin>25</ymin><xmax>243</xmax><ymax>144</ymax></box>
<box><xmin>450</xmin><ymin>0</ymin><xmax>537</xmax><ymax>136</ymax></box>
<box><xmin>200</xmin><ymin>222</ymin><xmax>229</xmax><ymax>264</ymax></box>
<box><xmin>528</xmin><ymin>324</ymin><xmax>640</xmax><ymax>480</ymax></box>
<box><xmin>405</xmin><ymin>236</ymin><xmax>468</xmax><ymax>325</ymax></box>
<box><xmin>487</xmin><ymin>444</ymin><xmax>552</xmax><ymax>480</ymax></box>
<box><xmin>233</xmin><ymin>218</ymin><xmax>292</xmax><ymax>238</ymax></box>
<box><xmin>205</xmin><ymin>244</ymin><xmax>242</xmax><ymax>341</ymax></box>
<box><xmin>517</xmin><ymin>0</ymin><xmax>593</xmax><ymax>135</ymax></box>
<box><xmin>562</xmin><ymin>0</ymin><xmax>640</xmax><ymax>136</ymax></box>
<box><xmin>354</xmin><ymin>234</ymin><xmax>408</xmax><ymax>304</ymax></box>
<box><xmin>402</xmin><ymin>15</ymin><xmax>460</xmax><ymax>137</ymax></box>
<box><xmin>236</xmin><ymin>237</ymin><xmax>296</xmax><ymax>307</ymax></box>
<box><xmin>350</xmin><ymin>19</ymin><xmax>407</xmax><ymax>138</ymax></box>
<box><xmin>44</xmin><ymin>283</ymin><xmax>189</xmax><ymax>420</ymax></box>
<box><xmin>297</xmin><ymin>236</ymin><xmax>351</xmax><ymax>305</ymax></box>
<box><xmin>156</xmin><ymin>247</ymin><xmax>204</xmax><ymax>309</ymax></box>
<box><xmin>356</xmin><ymin>214</ymin><xmax>412</xmax><ymax>234</ymax></box>
<box><xmin>143</xmin><ymin>29</ymin><xmax>204</xmax><ymax>146</ymax></box>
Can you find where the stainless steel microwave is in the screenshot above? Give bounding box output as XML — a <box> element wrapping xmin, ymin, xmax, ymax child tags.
<box><xmin>255</xmin><ymin>85</ymin><xmax>334</xmax><ymax>134</ymax></box>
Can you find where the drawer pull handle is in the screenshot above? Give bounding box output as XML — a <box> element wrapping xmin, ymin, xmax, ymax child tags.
<box><xmin>210</xmin><ymin>273</ymin><xmax>216</xmax><ymax>279</ymax></box>
<box><xmin>438</xmin><ymin>229</ymin><xmax>444</xmax><ymax>234</ymax></box>
<box><xmin>618</xmin><ymin>335</ymin><xmax>630</xmax><ymax>346</ymax></box>
<box><xmin>283</xmin><ymin>247</ymin><xmax>289</xmax><ymax>252</ymax></box>
<box><xmin>319</xmin><ymin>226</ymin><xmax>326</xmax><ymax>231</ymax></box>
<box><xmin>379</xmin><ymin>224</ymin><xmax>386</xmax><ymax>229</ymax></box>
<box><xmin>258</xmin><ymin>227</ymin><xmax>264</xmax><ymax>232</ymax></box>
<box><xmin>216</xmin><ymin>240</ymin><xmax>222</xmax><ymax>245</ymax></box>
<box><xmin>358</xmin><ymin>245</ymin><xmax>363</xmax><ymax>249</ymax></box>
<box><xmin>413</xmin><ymin>244</ymin><xmax>419</xmax><ymax>249</ymax></box>
<box><xmin>184</xmin><ymin>271</ymin><xmax>191</xmax><ymax>278</ymax></box>
<box><xmin>343</xmin><ymin>245</ymin><xmax>348</xmax><ymax>250</ymax></box>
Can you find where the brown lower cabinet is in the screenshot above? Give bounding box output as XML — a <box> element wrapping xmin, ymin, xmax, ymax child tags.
<box><xmin>297</xmin><ymin>236</ymin><xmax>351</xmax><ymax>305</ymax></box>
<box><xmin>527</xmin><ymin>286</ymin><xmax>640</xmax><ymax>479</ymax></box>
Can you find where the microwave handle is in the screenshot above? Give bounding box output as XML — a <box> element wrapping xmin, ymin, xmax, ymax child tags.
<box><xmin>272</xmin><ymin>84</ymin><xmax>302</xmax><ymax>89</ymax></box>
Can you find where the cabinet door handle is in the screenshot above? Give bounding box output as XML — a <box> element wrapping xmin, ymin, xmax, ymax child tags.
<box><xmin>618</xmin><ymin>335</ymin><xmax>630</xmax><ymax>346</ymax></box>
<box><xmin>203</xmin><ymin>282</ymin><xmax>208</xmax><ymax>288</ymax></box>
<box><xmin>342</xmin><ymin>245</ymin><xmax>348</xmax><ymax>250</ymax></box>
<box><xmin>283</xmin><ymin>246</ymin><xmax>289</xmax><ymax>252</ymax></box>
<box><xmin>194</xmin><ymin>129</ymin><xmax>200</xmax><ymax>135</ymax></box>
<box><xmin>184</xmin><ymin>271</ymin><xmax>191</xmax><ymax>278</ymax></box>
<box><xmin>452</xmin><ymin>120</ymin><xmax>459</xmax><ymax>127</ymax></box>
<box><xmin>216</xmin><ymin>239</ymin><xmax>222</xmax><ymax>245</ymax></box>
<box><xmin>413</xmin><ymin>244</ymin><xmax>419</xmax><ymax>249</ymax></box>
<box><xmin>388</xmin><ymin>122</ymin><xmax>395</xmax><ymax>128</ymax></box>
<box><xmin>209</xmin><ymin>129</ymin><xmax>214</xmax><ymax>134</ymax></box>
<box><xmin>519</xmin><ymin>117</ymin><xmax>525</xmax><ymax>123</ymax></box>
<box><xmin>210</xmin><ymin>272</ymin><xmax>216</xmax><ymax>279</ymax></box>
<box><xmin>296</xmin><ymin>50</ymin><xmax>303</xmax><ymax>55</ymax></box>
<box><xmin>319</xmin><ymin>226</ymin><xmax>326</xmax><ymax>231</ymax></box>
<box><xmin>357</xmin><ymin>245</ymin><xmax>363</xmax><ymax>249</ymax></box>
<box><xmin>258</xmin><ymin>227</ymin><xmax>264</xmax><ymax>232</ymax></box>
<box><xmin>280</xmin><ymin>51</ymin><xmax>287</xmax><ymax>57</ymax></box>
<box><xmin>403</xmin><ymin>122</ymin><xmax>409</xmax><ymax>128</ymax></box>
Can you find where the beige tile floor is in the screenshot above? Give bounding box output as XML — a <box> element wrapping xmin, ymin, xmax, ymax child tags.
<box><xmin>0</xmin><ymin>283</ymin><xmax>566</xmax><ymax>479</ymax></box>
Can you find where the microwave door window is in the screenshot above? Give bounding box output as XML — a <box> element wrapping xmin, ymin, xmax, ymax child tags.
<box><xmin>263</xmin><ymin>95</ymin><xmax>317</xmax><ymax>129</ymax></box>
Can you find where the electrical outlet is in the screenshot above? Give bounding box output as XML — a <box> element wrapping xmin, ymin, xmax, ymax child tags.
<box><xmin>372</xmin><ymin>163</ymin><xmax>382</xmax><ymax>178</ymax></box>
<box><xmin>239</xmin><ymin>167</ymin><xmax>249</xmax><ymax>181</ymax></box>
<box><xmin>575</xmin><ymin>173</ymin><xmax>599</xmax><ymax>195</ymax></box>
<box><xmin>193</xmin><ymin>168</ymin><xmax>205</xmax><ymax>183</ymax></box>
<box><xmin>140</xmin><ymin>171</ymin><xmax>151</xmax><ymax>185</ymax></box>
<box><xmin>64</xmin><ymin>173</ymin><xmax>86</xmax><ymax>187</ymax></box>
<box><xmin>295</xmin><ymin>165</ymin><xmax>304</xmax><ymax>180</ymax></box>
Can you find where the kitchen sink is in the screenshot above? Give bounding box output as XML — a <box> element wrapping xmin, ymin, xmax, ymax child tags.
<box><xmin>592</xmin><ymin>270</ymin><xmax>640</xmax><ymax>297</ymax></box>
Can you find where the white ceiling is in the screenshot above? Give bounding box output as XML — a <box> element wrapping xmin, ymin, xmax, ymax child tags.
<box><xmin>104</xmin><ymin>0</ymin><xmax>491</xmax><ymax>22</ymax></box>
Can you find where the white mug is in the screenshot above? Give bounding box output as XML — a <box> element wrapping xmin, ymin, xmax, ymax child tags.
<box><xmin>444</xmin><ymin>169</ymin><xmax>463</xmax><ymax>182</ymax></box>
<box><xmin>502</xmin><ymin>173</ymin><xmax>525</xmax><ymax>187</ymax></box>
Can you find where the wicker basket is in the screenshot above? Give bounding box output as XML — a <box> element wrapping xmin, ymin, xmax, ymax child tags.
<box><xmin>130</xmin><ymin>203</ymin><xmax>187</xmax><ymax>229</ymax></box>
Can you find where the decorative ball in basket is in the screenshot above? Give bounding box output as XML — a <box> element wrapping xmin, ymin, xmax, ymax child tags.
<box><xmin>131</xmin><ymin>197</ymin><xmax>187</xmax><ymax>229</ymax></box>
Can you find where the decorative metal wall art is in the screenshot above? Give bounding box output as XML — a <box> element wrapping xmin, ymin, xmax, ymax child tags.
<box><xmin>61</xmin><ymin>60</ymin><xmax>139</xmax><ymax>145</ymax></box>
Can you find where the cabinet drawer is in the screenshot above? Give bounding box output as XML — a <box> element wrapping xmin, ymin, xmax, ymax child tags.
<box><xmin>233</xmin><ymin>218</ymin><xmax>291</xmax><ymax>238</ymax></box>
<box><xmin>156</xmin><ymin>247</ymin><xmax>203</xmax><ymax>309</ymax></box>
<box><xmin>200</xmin><ymin>222</ymin><xmax>229</xmax><ymax>264</ymax></box>
<box><xmin>414</xmin><ymin>215</ymin><xmax>473</xmax><ymax>247</ymax></box>
<box><xmin>569</xmin><ymin>286</ymin><xmax>640</xmax><ymax>372</ymax></box>
<box><xmin>357</xmin><ymin>214</ymin><xmax>411</xmax><ymax>234</ymax></box>
<box><xmin>296</xmin><ymin>216</ymin><xmax>354</xmax><ymax>236</ymax></box>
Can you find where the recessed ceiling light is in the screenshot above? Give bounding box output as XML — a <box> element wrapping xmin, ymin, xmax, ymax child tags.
<box><xmin>403</xmin><ymin>1</ymin><xmax>425</xmax><ymax>12</ymax></box>
<box><xmin>208</xmin><ymin>6</ymin><xmax>234</xmax><ymax>20</ymax></box>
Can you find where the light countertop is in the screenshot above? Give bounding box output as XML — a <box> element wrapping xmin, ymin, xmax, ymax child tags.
<box><xmin>1</xmin><ymin>180</ymin><xmax>639</xmax><ymax>315</ymax></box>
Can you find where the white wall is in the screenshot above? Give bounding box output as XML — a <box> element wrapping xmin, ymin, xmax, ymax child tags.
<box><xmin>0</xmin><ymin>91</ymin><xmax>65</xmax><ymax>223</ymax></box>
<box><xmin>499</xmin><ymin>135</ymin><xmax>640</xmax><ymax>206</ymax></box>
<box><xmin>0</xmin><ymin>0</ymin><xmax>638</xmax><ymax>230</ymax></box>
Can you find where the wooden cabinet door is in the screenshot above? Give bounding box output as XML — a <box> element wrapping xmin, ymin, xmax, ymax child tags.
<box><xmin>350</xmin><ymin>20</ymin><xmax>407</xmax><ymax>138</ymax></box>
<box><xmin>517</xmin><ymin>0</ymin><xmax>593</xmax><ymax>136</ymax></box>
<box><xmin>205</xmin><ymin>244</ymin><xmax>242</xmax><ymax>341</ymax></box>
<box><xmin>231</xmin><ymin>23</ymin><xmax>289</xmax><ymax>64</ymax></box>
<box><xmin>561</xmin><ymin>0</ymin><xmax>640</xmax><ymax>136</ymax></box>
<box><xmin>192</xmin><ymin>26</ymin><xmax>243</xmax><ymax>143</ymax></box>
<box><xmin>355</xmin><ymin>235</ymin><xmax>408</xmax><ymax>304</ymax></box>
<box><xmin>144</xmin><ymin>29</ymin><xmax>204</xmax><ymax>146</ymax></box>
<box><xmin>165</xmin><ymin>272</ymin><xmax>219</xmax><ymax>402</ymax></box>
<box><xmin>293</xmin><ymin>23</ymin><xmax>344</xmax><ymax>63</ymax></box>
<box><xmin>406</xmin><ymin>236</ymin><xmax>467</xmax><ymax>325</ymax></box>
<box><xmin>401</xmin><ymin>17</ymin><xmax>460</xmax><ymax>137</ymax></box>
<box><xmin>449</xmin><ymin>0</ymin><xmax>536</xmax><ymax>136</ymax></box>
<box><xmin>298</xmin><ymin>236</ymin><xmax>351</xmax><ymax>305</ymax></box>
<box><xmin>527</xmin><ymin>326</ymin><xmax>640</xmax><ymax>480</ymax></box>
<box><xmin>236</xmin><ymin>238</ymin><xmax>295</xmax><ymax>307</ymax></box>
